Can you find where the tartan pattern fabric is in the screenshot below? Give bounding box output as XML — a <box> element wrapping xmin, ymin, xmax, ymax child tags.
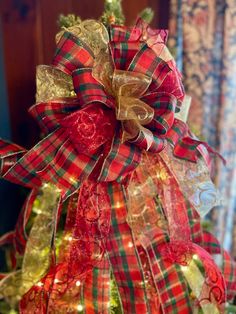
<box><xmin>130</xmin><ymin>131</ymin><xmax>165</xmax><ymax>153</ymax></box>
<box><xmin>98</xmin><ymin>131</ymin><xmax>141</xmax><ymax>182</ymax></box>
<box><xmin>84</xmin><ymin>257</ymin><xmax>110</xmax><ymax>314</ymax></box>
<box><xmin>166</xmin><ymin>118</ymin><xmax>224</xmax><ymax>166</ymax></box>
<box><xmin>2</xmin><ymin>129</ymin><xmax>100</xmax><ymax>198</ymax></box>
<box><xmin>29</xmin><ymin>98</ymin><xmax>81</xmax><ymax>134</ymax></box>
<box><xmin>222</xmin><ymin>250</ymin><xmax>236</xmax><ymax>300</ymax></box>
<box><xmin>129</xmin><ymin>44</ymin><xmax>171</xmax><ymax>87</ymax></box>
<box><xmin>202</xmin><ymin>231</ymin><xmax>236</xmax><ymax>301</ymax></box>
<box><xmin>143</xmin><ymin>92</ymin><xmax>176</xmax><ymax>134</ymax></box>
<box><xmin>109</xmin><ymin>25</ymin><xmax>137</xmax><ymax>42</ymax></box>
<box><xmin>52</xmin><ymin>31</ymin><xmax>94</xmax><ymax>75</ymax></box>
<box><xmin>141</xmin><ymin>235</ymin><xmax>193</xmax><ymax>314</ymax></box>
<box><xmin>72</xmin><ymin>68</ymin><xmax>114</xmax><ymax>109</ymax></box>
<box><xmin>105</xmin><ymin>182</ymin><xmax>150</xmax><ymax>313</ymax></box>
<box><xmin>0</xmin><ymin>139</ymin><xmax>26</xmax><ymax>175</ymax></box>
<box><xmin>186</xmin><ymin>201</ymin><xmax>202</xmax><ymax>244</ymax></box>
<box><xmin>109</xmin><ymin>42</ymin><xmax>144</xmax><ymax>70</ymax></box>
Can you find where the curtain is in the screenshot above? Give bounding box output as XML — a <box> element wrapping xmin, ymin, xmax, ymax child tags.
<box><xmin>168</xmin><ymin>0</ymin><xmax>236</xmax><ymax>257</ymax></box>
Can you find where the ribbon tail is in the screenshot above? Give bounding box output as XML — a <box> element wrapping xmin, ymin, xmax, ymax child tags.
<box><xmin>0</xmin><ymin>184</ymin><xmax>62</xmax><ymax>309</ymax></box>
<box><xmin>0</xmin><ymin>139</ymin><xmax>26</xmax><ymax>176</ymax></box>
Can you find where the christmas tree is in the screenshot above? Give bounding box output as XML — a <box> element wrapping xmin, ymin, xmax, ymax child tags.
<box><xmin>0</xmin><ymin>1</ymin><xmax>235</xmax><ymax>313</ymax></box>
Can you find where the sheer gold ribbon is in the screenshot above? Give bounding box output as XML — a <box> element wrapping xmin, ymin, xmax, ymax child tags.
<box><xmin>93</xmin><ymin>52</ymin><xmax>155</xmax><ymax>148</ymax></box>
<box><xmin>0</xmin><ymin>184</ymin><xmax>60</xmax><ymax>307</ymax></box>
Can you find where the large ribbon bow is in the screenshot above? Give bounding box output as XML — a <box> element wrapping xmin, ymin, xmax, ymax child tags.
<box><xmin>0</xmin><ymin>19</ymin><xmax>214</xmax><ymax>200</ymax></box>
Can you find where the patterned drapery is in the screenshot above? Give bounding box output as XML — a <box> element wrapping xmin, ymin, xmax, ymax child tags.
<box><xmin>168</xmin><ymin>0</ymin><xmax>236</xmax><ymax>257</ymax></box>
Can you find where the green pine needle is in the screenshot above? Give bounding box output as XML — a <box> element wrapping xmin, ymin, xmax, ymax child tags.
<box><xmin>58</xmin><ymin>14</ymin><xmax>81</xmax><ymax>29</ymax></box>
<box><xmin>139</xmin><ymin>7</ymin><xmax>154</xmax><ymax>24</ymax></box>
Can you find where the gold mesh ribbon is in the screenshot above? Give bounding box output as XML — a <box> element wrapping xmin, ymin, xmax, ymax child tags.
<box><xmin>93</xmin><ymin>54</ymin><xmax>154</xmax><ymax>147</ymax></box>
<box><xmin>0</xmin><ymin>184</ymin><xmax>60</xmax><ymax>307</ymax></box>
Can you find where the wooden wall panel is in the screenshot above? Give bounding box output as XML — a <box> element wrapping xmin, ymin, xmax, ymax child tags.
<box><xmin>0</xmin><ymin>0</ymin><xmax>169</xmax><ymax>148</ymax></box>
<box><xmin>1</xmin><ymin>0</ymin><xmax>39</xmax><ymax>147</ymax></box>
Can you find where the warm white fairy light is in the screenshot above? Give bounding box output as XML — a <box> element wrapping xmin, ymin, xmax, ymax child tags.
<box><xmin>69</xmin><ymin>177</ymin><xmax>77</xmax><ymax>184</ymax></box>
<box><xmin>180</xmin><ymin>265</ymin><xmax>189</xmax><ymax>272</ymax></box>
<box><xmin>77</xmin><ymin>304</ymin><xmax>83</xmax><ymax>312</ymax></box>
<box><xmin>128</xmin><ymin>241</ymin><xmax>133</xmax><ymax>248</ymax></box>
<box><xmin>56</xmin><ymin>187</ymin><xmax>62</xmax><ymax>193</ymax></box>
<box><xmin>192</xmin><ymin>254</ymin><xmax>198</xmax><ymax>260</ymax></box>
<box><xmin>36</xmin><ymin>281</ymin><xmax>43</xmax><ymax>287</ymax></box>
<box><xmin>54</xmin><ymin>279</ymin><xmax>60</xmax><ymax>284</ymax></box>
<box><xmin>114</xmin><ymin>201</ymin><xmax>121</xmax><ymax>208</ymax></box>
<box><xmin>64</xmin><ymin>234</ymin><xmax>74</xmax><ymax>242</ymax></box>
<box><xmin>33</xmin><ymin>208</ymin><xmax>42</xmax><ymax>215</ymax></box>
<box><xmin>76</xmin><ymin>280</ymin><xmax>81</xmax><ymax>287</ymax></box>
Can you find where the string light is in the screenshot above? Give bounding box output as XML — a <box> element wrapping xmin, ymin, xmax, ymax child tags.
<box><xmin>33</xmin><ymin>208</ymin><xmax>42</xmax><ymax>215</ymax></box>
<box><xmin>76</xmin><ymin>280</ymin><xmax>81</xmax><ymax>287</ymax></box>
<box><xmin>77</xmin><ymin>304</ymin><xmax>83</xmax><ymax>312</ymax></box>
<box><xmin>65</xmin><ymin>235</ymin><xmax>73</xmax><ymax>242</ymax></box>
<box><xmin>54</xmin><ymin>279</ymin><xmax>60</xmax><ymax>284</ymax></box>
<box><xmin>128</xmin><ymin>241</ymin><xmax>133</xmax><ymax>248</ymax></box>
<box><xmin>69</xmin><ymin>177</ymin><xmax>77</xmax><ymax>184</ymax></box>
<box><xmin>56</xmin><ymin>187</ymin><xmax>62</xmax><ymax>193</ymax></box>
<box><xmin>192</xmin><ymin>254</ymin><xmax>198</xmax><ymax>260</ymax></box>
<box><xmin>36</xmin><ymin>281</ymin><xmax>43</xmax><ymax>287</ymax></box>
<box><xmin>180</xmin><ymin>265</ymin><xmax>189</xmax><ymax>272</ymax></box>
<box><xmin>114</xmin><ymin>201</ymin><xmax>121</xmax><ymax>208</ymax></box>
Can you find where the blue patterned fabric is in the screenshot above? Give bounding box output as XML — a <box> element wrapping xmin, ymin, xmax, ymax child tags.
<box><xmin>168</xmin><ymin>0</ymin><xmax>236</xmax><ymax>256</ymax></box>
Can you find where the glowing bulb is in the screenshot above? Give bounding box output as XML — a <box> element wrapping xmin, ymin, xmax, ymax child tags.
<box><xmin>43</xmin><ymin>183</ymin><xmax>49</xmax><ymax>188</ymax></box>
<box><xmin>180</xmin><ymin>265</ymin><xmax>188</xmax><ymax>272</ymax></box>
<box><xmin>33</xmin><ymin>208</ymin><xmax>42</xmax><ymax>215</ymax></box>
<box><xmin>56</xmin><ymin>187</ymin><xmax>62</xmax><ymax>193</ymax></box>
<box><xmin>68</xmin><ymin>236</ymin><xmax>73</xmax><ymax>242</ymax></box>
<box><xmin>77</xmin><ymin>304</ymin><xmax>83</xmax><ymax>312</ymax></box>
<box><xmin>36</xmin><ymin>281</ymin><xmax>43</xmax><ymax>287</ymax></box>
<box><xmin>69</xmin><ymin>177</ymin><xmax>77</xmax><ymax>184</ymax></box>
<box><xmin>192</xmin><ymin>254</ymin><xmax>198</xmax><ymax>260</ymax></box>
<box><xmin>114</xmin><ymin>201</ymin><xmax>121</xmax><ymax>208</ymax></box>
<box><xmin>76</xmin><ymin>280</ymin><xmax>81</xmax><ymax>287</ymax></box>
<box><xmin>54</xmin><ymin>279</ymin><xmax>60</xmax><ymax>284</ymax></box>
<box><xmin>128</xmin><ymin>241</ymin><xmax>133</xmax><ymax>248</ymax></box>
